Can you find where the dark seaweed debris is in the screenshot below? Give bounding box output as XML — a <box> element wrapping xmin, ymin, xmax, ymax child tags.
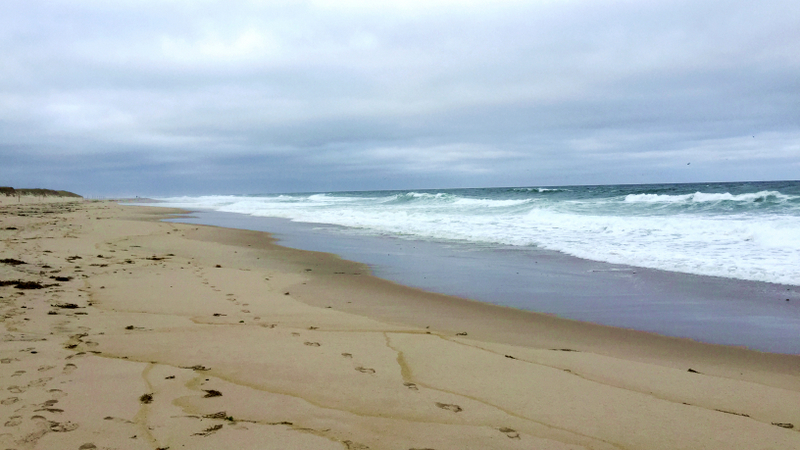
<box><xmin>0</xmin><ymin>258</ymin><xmax>26</xmax><ymax>266</ymax></box>
<box><xmin>52</xmin><ymin>303</ymin><xmax>80</xmax><ymax>309</ymax></box>
<box><xmin>0</xmin><ymin>280</ymin><xmax>52</xmax><ymax>289</ymax></box>
<box><xmin>50</xmin><ymin>276</ymin><xmax>73</xmax><ymax>282</ymax></box>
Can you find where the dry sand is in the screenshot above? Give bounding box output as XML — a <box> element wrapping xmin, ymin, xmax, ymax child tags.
<box><xmin>0</xmin><ymin>199</ymin><xmax>798</xmax><ymax>450</ymax></box>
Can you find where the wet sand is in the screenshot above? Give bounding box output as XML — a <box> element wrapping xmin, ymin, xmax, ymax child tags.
<box><xmin>1</xmin><ymin>200</ymin><xmax>798</xmax><ymax>449</ymax></box>
<box><xmin>168</xmin><ymin>210</ymin><xmax>800</xmax><ymax>354</ymax></box>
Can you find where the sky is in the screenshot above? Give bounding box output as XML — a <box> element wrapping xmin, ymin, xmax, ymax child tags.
<box><xmin>1</xmin><ymin>0</ymin><xmax>799</xmax><ymax>196</ymax></box>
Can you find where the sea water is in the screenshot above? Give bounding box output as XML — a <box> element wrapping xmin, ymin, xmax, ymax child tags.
<box><xmin>158</xmin><ymin>180</ymin><xmax>800</xmax><ymax>286</ymax></box>
<box><xmin>153</xmin><ymin>180</ymin><xmax>800</xmax><ymax>352</ymax></box>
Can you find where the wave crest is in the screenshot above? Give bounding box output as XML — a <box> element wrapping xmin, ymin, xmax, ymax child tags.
<box><xmin>624</xmin><ymin>190</ymin><xmax>793</xmax><ymax>204</ymax></box>
<box><xmin>512</xmin><ymin>187</ymin><xmax>567</xmax><ymax>193</ymax></box>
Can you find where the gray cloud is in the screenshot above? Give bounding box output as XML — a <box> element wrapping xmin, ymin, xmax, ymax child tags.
<box><xmin>1</xmin><ymin>0</ymin><xmax>798</xmax><ymax>195</ymax></box>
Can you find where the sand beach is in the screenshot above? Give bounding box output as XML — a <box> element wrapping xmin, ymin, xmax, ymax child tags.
<box><xmin>1</xmin><ymin>199</ymin><xmax>798</xmax><ymax>450</ymax></box>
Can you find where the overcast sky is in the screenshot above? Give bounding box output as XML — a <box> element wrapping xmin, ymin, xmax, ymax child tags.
<box><xmin>1</xmin><ymin>0</ymin><xmax>799</xmax><ymax>196</ymax></box>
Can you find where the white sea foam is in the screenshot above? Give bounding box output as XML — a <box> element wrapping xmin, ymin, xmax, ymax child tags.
<box><xmin>157</xmin><ymin>187</ymin><xmax>800</xmax><ymax>285</ymax></box>
<box><xmin>512</xmin><ymin>187</ymin><xmax>568</xmax><ymax>193</ymax></box>
<box><xmin>624</xmin><ymin>190</ymin><xmax>794</xmax><ymax>203</ymax></box>
<box><xmin>451</xmin><ymin>198</ymin><xmax>532</xmax><ymax>207</ymax></box>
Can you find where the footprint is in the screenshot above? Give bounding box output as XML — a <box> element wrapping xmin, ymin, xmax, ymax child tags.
<box><xmin>435</xmin><ymin>402</ymin><xmax>463</xmax><ymax>413</ymax></box>
<box><xmin>49</xmin><ymin>421</ymin><xmax>79</xmax><ymax>432</ymax></box>
<box><xmin>35</xmin><ymin>407</ymin><xmax>64</xmax><ymax>414</ymax></box>
<box><xmin>63</xmin><ymin>363</ymin><xmax>77</xmax><ymax>374</ymax></box>
<box><xmin>38</xmin><ymin>365</ymin><xmax>56</xmax><ymax>372</ymax></box>
<box><xmin>4</xmin><ymin>416</ymin><xmax>22</xmax><ymax>427</ymax></box>
<box><xmin>304</xmin><ymin>342</ymin><xmax>321</xmax><ymax>347</ymax></box>
<box><xmin>48</xmin><ymin>389</ymin><xmax>67</xmax><ymax>399</ymax></box>
<box><xmin>341</xmin><ymin>353</ymin><xmax>353</xmax><ymax>359</ymax></box>
<box><xmin>403</xmin><ymin>382</ymin><xmax>418</xmax><ymax>391</ymax></box>
<box><xmin>355</xmin><ymin>367</ymin><xmax>375</xmax><ymax>374</ymax></box>
<box><xmin>1</xmin><ymin>397</ymin><xmax>19</xmax><ymax>405</ymax></box>
<box><xmin>7</xmin><ymin>386</ymin><xmax>26</xmax><ymax>394</ymax></box>
<box><xmin>20</xmin><ymin>415</ymin><xmax>50</xmax><ymax>444</ymax></box>
<box><xmin>29</xmin><ymin>377</ymin><xmax>52</xmax><ymax>387</ymax></box>
<box><xmin>499</xmin><ymin>427</ymin><xmax>520</xmax><ymax>439</ymax></box>
<box><xmin>241</xmin><ymin>309</ymin><xmax>250</xmax><ymax>313</ymax></box>
<box><xmin>103</xmin><ymin>416</ymin><xmax>134</xmax><ymax>424</ymax></box>
<box><xmin>11</xmin><ymin>370</ymin><xmax>25</xmax><ymax>377</ymax></box>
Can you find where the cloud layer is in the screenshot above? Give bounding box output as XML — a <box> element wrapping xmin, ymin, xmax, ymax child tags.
<box><xmin>2</xmin><ymin>0</ymin><xmax>798</xmax><ymax>195</ymax></box>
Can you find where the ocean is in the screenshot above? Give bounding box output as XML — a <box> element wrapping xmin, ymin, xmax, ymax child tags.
<box><xmin>154</xmin><ymin>181</ymin><xmax>800</xmax><ymax>353</ymax></box>
<box><xmin>158</xmin><ymin>180</ymin><xmax>800</xmax><ymax>286</ymax></box>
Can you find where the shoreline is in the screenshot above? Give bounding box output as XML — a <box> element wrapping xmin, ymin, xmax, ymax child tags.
<box><xmin>164</xmin><ymin>208</ymin><xmax>800</xmax><ymax>354</ymax></box>
<box><xmin>184</xmin><ymin>220</ymin><xmax>800</xmax><ymax>382</ymax></box>
<box><xmin>1</xmin><ymin>201</ymin><xmax>798</xmax><ymax>449</ymax></box>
